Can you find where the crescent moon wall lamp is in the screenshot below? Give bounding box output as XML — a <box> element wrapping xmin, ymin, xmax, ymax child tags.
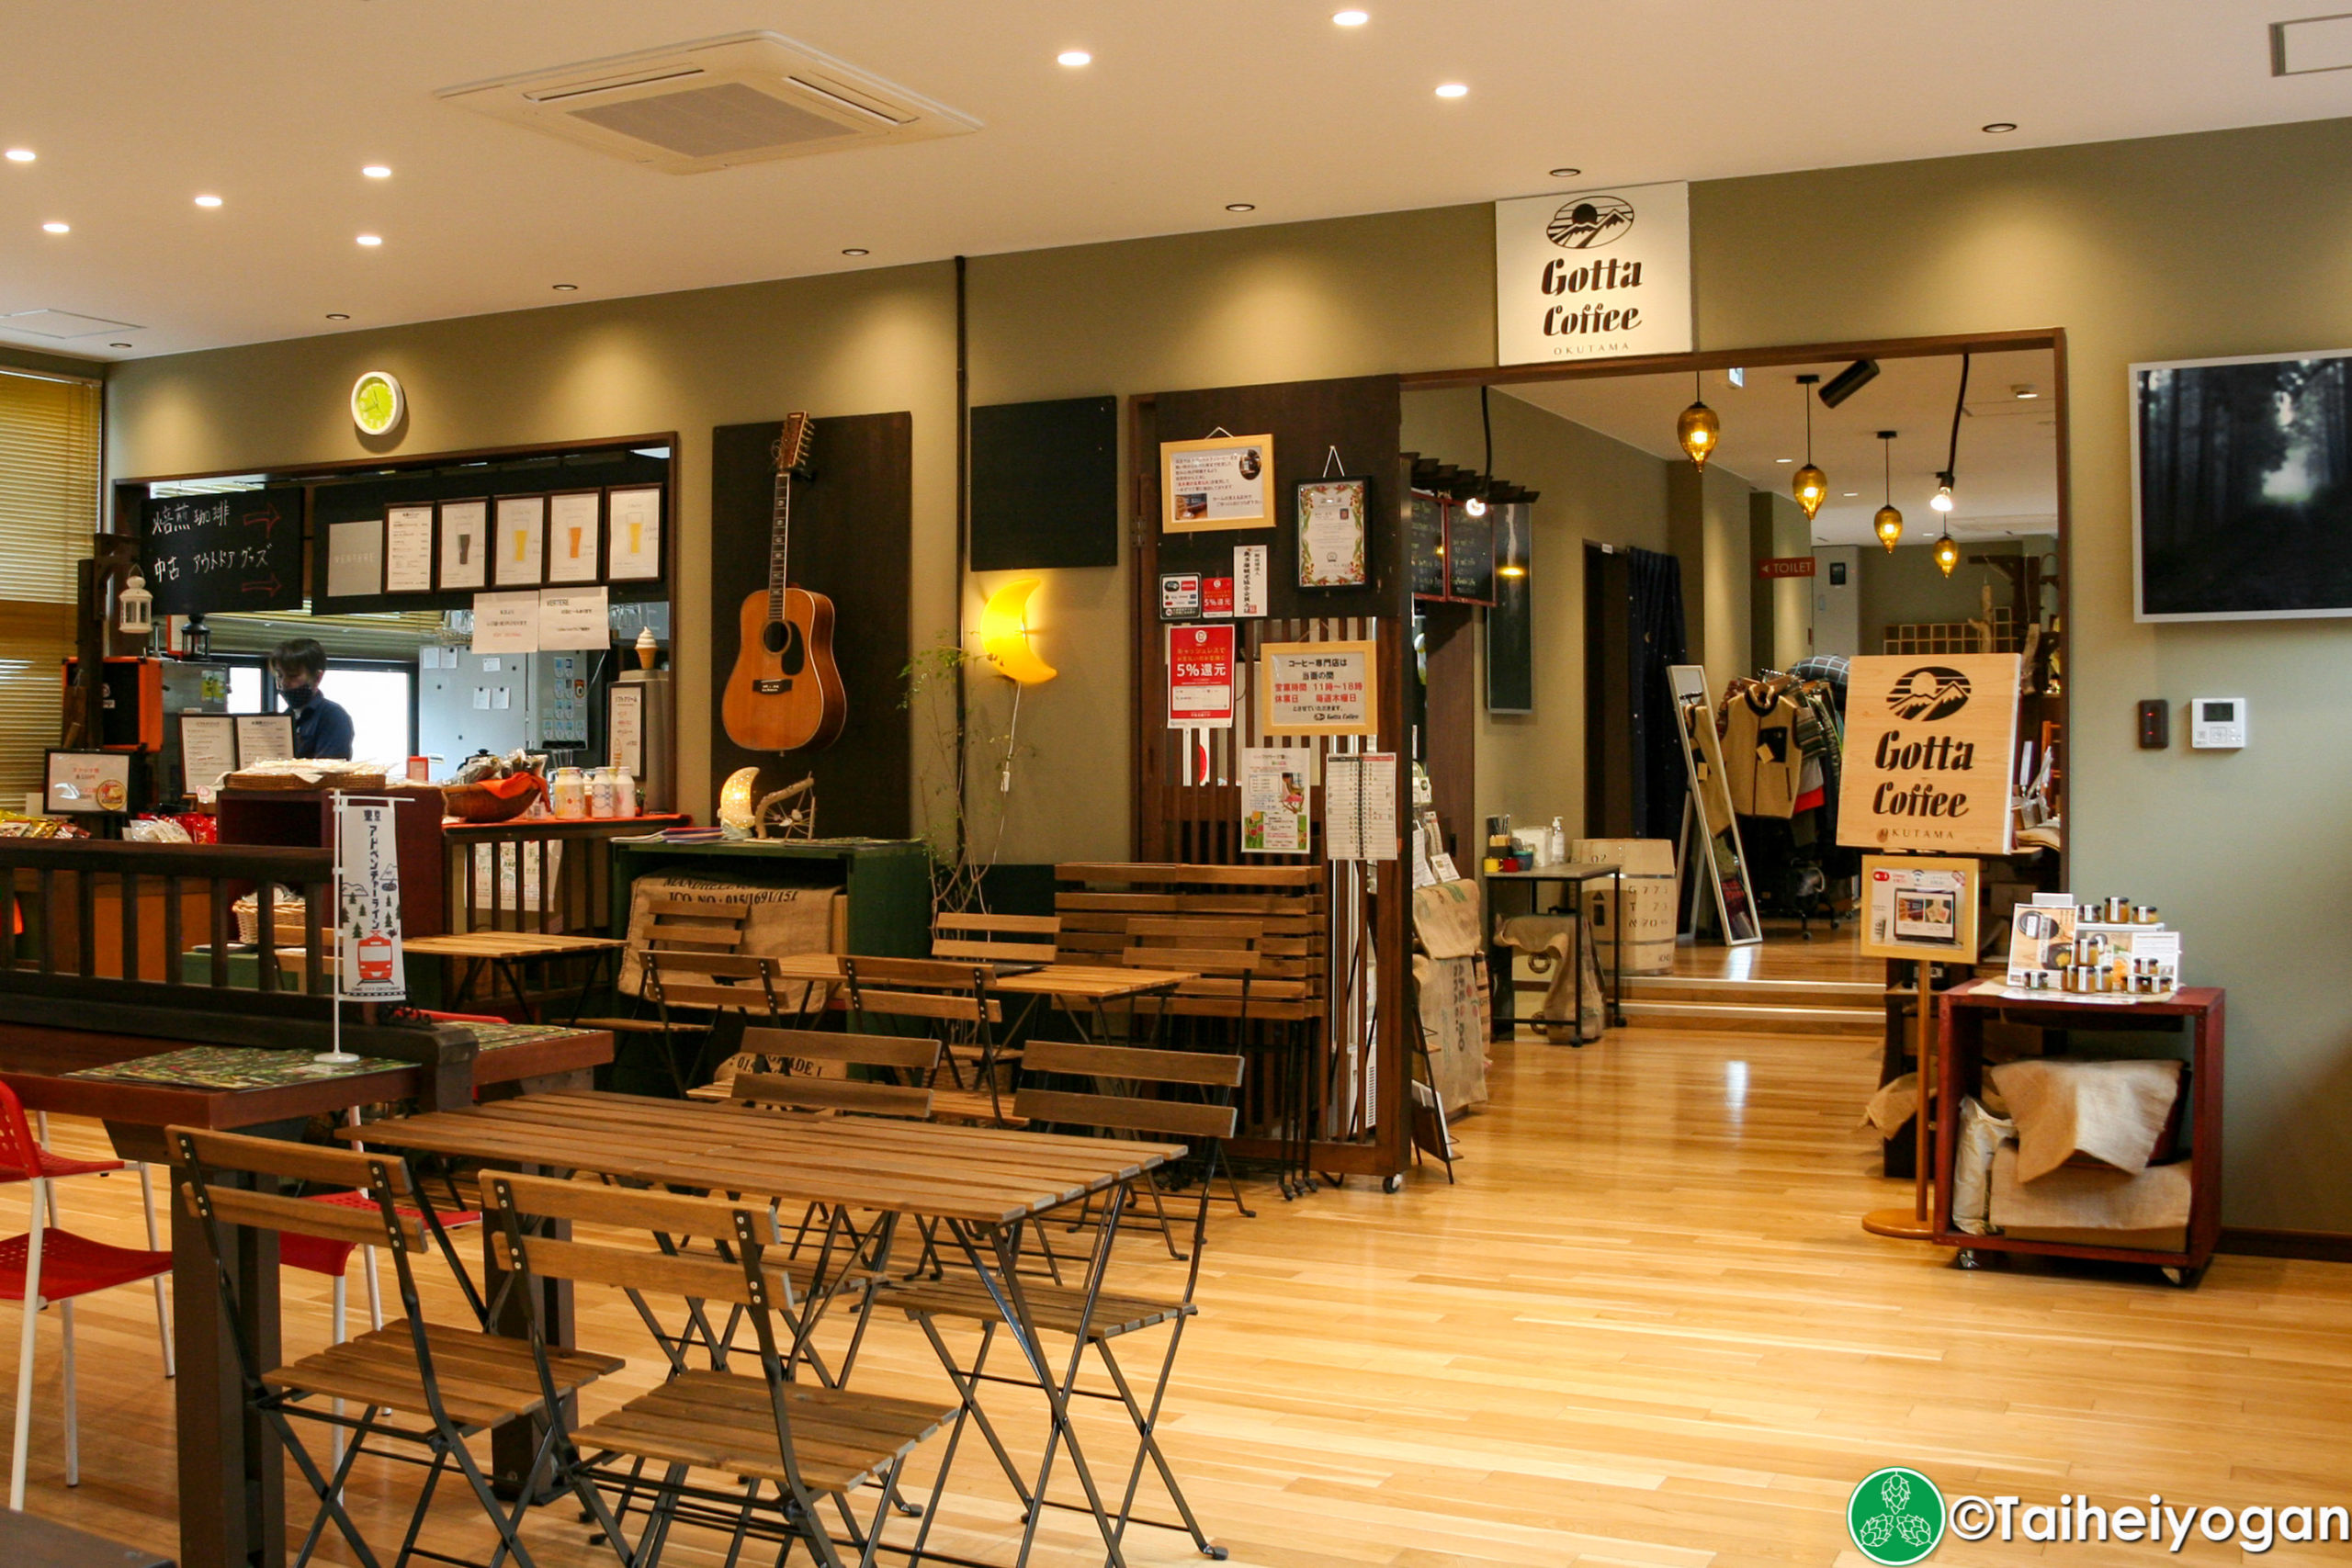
<box><xmin>979</xmin><ymin>577</ymin><xmax>1057</xmax><ymax>684</ymax></box>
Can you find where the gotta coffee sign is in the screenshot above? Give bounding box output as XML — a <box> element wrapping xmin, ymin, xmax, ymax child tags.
<box><xmin>1838</xmin><ymin>654</ymin><xmax>2021</xmax><ymax>856</ymax></box>
<box><xmin>1494</xmin><ymin>181</ymin><xmax>1691</xmax><ymax>365</ymax></box>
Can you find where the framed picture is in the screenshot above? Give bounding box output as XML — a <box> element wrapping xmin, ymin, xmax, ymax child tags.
<box><xmin>546</xmin><ymin>491</ymin><xmax>602</xmax><ymax>584</ymax></box>
<box><xmin>45</xmin><ymin>750</ymin><xmax>133</xmax><ymax>814</ymax></box>
<box><xmin>1859</xmin><ymin>854</ymin><xmax>1980</xmax><ymax>962</ymax></box>
<box><xmin>383</xmin><ymin>503</ymin><xmax>435</xmax><ymax>593</ymax></box>
<box><xmin>605</xmin><ymin>485</ymin><xmax>663</xmax><ymax>581</ymax></box>
<box><xmin>1259</xmin><ymin>638</ymin><xmax>1378</xmax><ymax>736</ymax></box>
<box><xmin>1297</xmin><ymin>476</ymin><xmax>1369</xmax><ymax>588</ymax></box>
<box><xmin>437</xmin><ymin>497</ymin><xmax>489</xmax><ymax>590</ymax></box>
<box><xmin>1160</xmin><ymin>434</ymin><xmax>1274</xmax><ymax>533</ymax></box>
<box><xmin>178</xmin><ymin>714</ymin><xmax>237</xmax><ymax>791</ymax></box>
<box><xmin>324</xmin><ymin>518</ymin><xmax>384</xmax><ymax>601</ymax></box>
<box><xmin>494</xmin><ymin>493</ymin><xmax>547</xmax><ymax>587</ymax></box>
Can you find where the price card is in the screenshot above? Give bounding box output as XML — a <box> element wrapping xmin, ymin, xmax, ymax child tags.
<box><xmin>1166</xmin><ymin>625</ymin><xmax>1236</xmax><ymax>728</ymax></box>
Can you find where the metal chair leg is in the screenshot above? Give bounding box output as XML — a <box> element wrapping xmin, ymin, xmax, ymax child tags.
<box><xmin>136</xmin><ymin>1164</ymin><xmax>175</xmax><ymax>1377</ymax></box>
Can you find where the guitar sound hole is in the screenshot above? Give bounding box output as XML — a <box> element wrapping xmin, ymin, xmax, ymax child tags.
<box><xmin>762</xmin><ymin>618</ymin><xmax>808</xmax><ymax>675</ymax></box>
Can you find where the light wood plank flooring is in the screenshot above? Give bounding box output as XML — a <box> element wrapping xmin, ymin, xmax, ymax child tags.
<box><xmin>8</xmin><ymin>1023</ymin><xmax>2350</xmax><ymax>1567</ymax></box>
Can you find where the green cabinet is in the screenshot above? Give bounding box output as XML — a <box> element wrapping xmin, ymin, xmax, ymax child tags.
<box><xmin>607</xmin><ymin>837</ymin><xmax>933</xmax><ymax>957</ymax></box>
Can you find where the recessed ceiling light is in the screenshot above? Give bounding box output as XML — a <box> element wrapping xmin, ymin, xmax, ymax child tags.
<box><xmin>1843</xmin><ymin>491</ymin><xmax>1860</xmax><ymax>498</ymax></box>
<box><xmin>356</xmin><ymin>233</ymin><xmax>382</xmax><ymax>246</ymax></box>
<box><xmin>842</xmin><ymin>247</ymin><xmax>869</xmax><ymax>256</ymax></box>
<box><xmin>1549</xmin><ymin>167</ymin><xmax>1582</xmax><ymax>179</ymax></box>
<box><xmin>1333</xmin><ymin>9</ymin><xmax>1369</xmax><ymax>24</ymax></box>
<box><xmin>361</xmin><ymin>164</ymin><xmax>391</xmax><ymax>178</ymax></box>
<box><xmin>1057</xmin><ymin>50</ymin><xmax>1091</xmax><ymax>67</ymax></box>
<box><xmin>326</xmin><ymin>312</ymin><xmax>350</xmax><ymax>320</ymax></box>
<box><xmin>5</xmin><ymin>149</ymin><xmax>33</xmax><ymax>164</ymax></box>
<box><xmin>1982</xmin><ymin>122</ymin><xmax>2017</xmax><ymax>134</ymax></box>
<box><xmin>551</xmin><ymin>283</ymin><xmax>578</xmax><ymax>291</ymax></box>
<box><xmin>194</xmin><ymin>194</ymin><xmax>223</xmax><ymax>208</ymax></box>
<box><xmin>1225</xmin><ymin>202</ymin><xmax>1255</xmax><ymax>212</ymax></box>
<box><xmin>109</xmin><ymin>342</ymin><xmax>131</xmax><ymax>349</ymax></box>
<box><xmin>1775</xmin><ymin>457</ymin><xmax>1793</xmax><ymax>464</ymax></box>
<box><xmin>1434</xmin><ymin>82</ymin><xmax>1469</xmax><ymax>98</ymax></box>
<box><xmin>2013</xmin><ymin>385</ymin><xmax>2039</xmax><ymax>400</ymax></box>
<box><xmin>41</xmin><ymin>221</ymin><xmax>68</xmax><ymax>234</ymax></box>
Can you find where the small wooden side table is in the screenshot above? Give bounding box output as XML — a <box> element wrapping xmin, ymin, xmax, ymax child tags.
<box><xmin>1935</xmin><ymin>980</ymin><xmax>2223</xmax><ymax>1285</ymax></box>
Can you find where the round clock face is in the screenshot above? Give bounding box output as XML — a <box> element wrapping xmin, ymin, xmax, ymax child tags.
<box><xmin>351</xmin><ymin>370</ymin><xmax>403</xmax><ymax>435</ymax></box>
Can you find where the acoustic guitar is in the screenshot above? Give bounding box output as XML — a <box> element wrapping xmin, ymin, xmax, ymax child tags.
<box><xmin>721</xmin><ymin>412</ymin><xmax>847</xmax><ymax>752</ymax></box>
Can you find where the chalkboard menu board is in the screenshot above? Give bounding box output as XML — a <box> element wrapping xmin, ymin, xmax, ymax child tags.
<box><xmin>1447</xmin><ymin>506</ymin><xmax>1496</xmax><ymax>604</ymax></box>
<box><xmin>141</xmin><ymin>487</ymin><xmax>306</xmax><ymax>615</ymax></box>
<box><xmin>1409</xmin><ymin>491</ymin><xmax>1447</xmax><ymax>599</ymax></box>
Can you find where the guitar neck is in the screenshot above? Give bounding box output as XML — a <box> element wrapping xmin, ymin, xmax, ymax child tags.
<box><xmin>767</xmin><ymin>468</ymin><xmax>791</xmax><ymax>619</ymax></box>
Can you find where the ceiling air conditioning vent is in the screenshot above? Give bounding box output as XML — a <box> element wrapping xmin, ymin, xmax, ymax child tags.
<box><xmin>438</xmin><ymin>31</ymin><xmax>979</xmax><ymax>174</ymax></box>
<box><xmin>1</xmin><ymin>309</ymin><xmax>144</xmax><ymax>340</ymax></box>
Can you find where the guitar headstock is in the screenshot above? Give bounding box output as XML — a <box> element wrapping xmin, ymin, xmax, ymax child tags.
<box><xmin>772</xmin><ymin>412</ymin><xmax>816</xmax><ymax>480</ymax></box>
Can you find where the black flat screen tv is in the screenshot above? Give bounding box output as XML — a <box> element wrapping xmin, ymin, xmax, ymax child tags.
<box><xmin>2135</xmin><ymin>347</ymin><xmax>2352</xmax><ymax>621</ymax></box>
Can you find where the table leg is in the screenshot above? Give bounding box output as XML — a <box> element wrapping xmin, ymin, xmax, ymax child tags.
<box><xmin>170</xmin><ymin>1148</ymin><xmax>286</xmax><ymax>1568</ymax></box>
<box><xmin>483</xmin><ymin>1169</ymin><xmax>572</xmax><ymax>1497</ymax></box>
<box><xmin>497</xmin><ymin>958</ymin><xmax>539</xmax><ymax>1024</ymax></box>
<box><xmin>1611</xmin><ymin>869</ymin><xmax>1627</xmax><ymax>1027</ymax></box>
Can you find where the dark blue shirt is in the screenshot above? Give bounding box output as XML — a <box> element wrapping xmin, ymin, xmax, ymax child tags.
<box><xmin>291</xmin><ymin>694</ymin><xmax>356</xmax><ymax>760</ymax></box>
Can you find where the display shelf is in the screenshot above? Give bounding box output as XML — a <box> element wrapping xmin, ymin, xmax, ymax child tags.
<box><xmin>1933</xmin><ymin>979</ymin><xmax>2223</xmax><ymax>1281</ymax></box>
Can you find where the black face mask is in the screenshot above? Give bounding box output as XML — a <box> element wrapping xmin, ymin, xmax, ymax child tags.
<box><xmin>282</xmin><ymin>682</ymin><xmax>317</xmax><ymax>708</ymax></box>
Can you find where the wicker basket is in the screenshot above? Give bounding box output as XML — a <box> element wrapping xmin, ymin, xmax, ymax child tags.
<box><xmin>442</xmin><ymin>773</ymin><xmax>545</xmax><ymax>824</ymax></box>
<box><xmin>232</xmin><ymin>894</ymin><xmax>311</xmax><ymax>946</ymax></box>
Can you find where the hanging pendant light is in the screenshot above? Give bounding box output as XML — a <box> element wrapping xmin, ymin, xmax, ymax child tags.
<box><xmin>1792</xmin><ymin>374</ymin><xmax>1826</xmax><ymax>520</ymax></box>
<box><xmin>1677</xmin><ymin>371</ymin><xmax>1719</xmax><ymax>468</ymax></box>
<box><xmin>1873</xmin><ymin>430</ymin><xmax>1903</xmax><ymax>552</ymax></box>
<box><xmin>1934</xmin><ymin>532</ymin><xmax>1961</xmax><ymax>576</ymax></box>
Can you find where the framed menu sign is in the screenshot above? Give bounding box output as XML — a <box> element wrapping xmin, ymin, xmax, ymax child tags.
<box><xmin>1260</xmin><ymin>639</ymin><xmax>1378</xmax><ymax>736</ymax></box>
<box><xmin>1161</xmin><ymin>434</ymin><xmax>1274</xmax><ymax>533</ymax></box>
<box><xmin>1408</xmin><ymin>491</ymin><xmax>1447</xmax><ymax>599</ymax></box>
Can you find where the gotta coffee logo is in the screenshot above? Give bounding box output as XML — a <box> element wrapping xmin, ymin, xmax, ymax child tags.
<box><xmin>1546</xmin><ymin>194</ymin><xmax>1634</xmax><ymax>249</ymax></box>
<box><xmin>1886</xmin><ymin>666</ymin><xmax>1972</xmax><ymax>721</ymax></box>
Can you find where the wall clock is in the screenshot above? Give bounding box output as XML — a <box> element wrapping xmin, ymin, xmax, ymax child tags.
<box><xmin>351</xmin><ymin>369</ymin><xmax>404</xmax><ymax>435</ymax></box>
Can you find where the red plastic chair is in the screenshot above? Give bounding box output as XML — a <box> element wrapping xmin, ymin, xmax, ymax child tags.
<box><xmin>0</xmin><ymin>1078</ymin><xmax>171</xmax><ymax>1508</ymax></box>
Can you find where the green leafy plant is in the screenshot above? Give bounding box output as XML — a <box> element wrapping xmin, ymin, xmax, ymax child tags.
<box><xmin>901</xmin><ymin>637</ymin><xmax>1035</xmax><ymax>916</ymax></box>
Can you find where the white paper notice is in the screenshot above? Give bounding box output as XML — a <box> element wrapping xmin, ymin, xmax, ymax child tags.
<box><xmin>326</xmin><ymin>519</ymin><xmax>384</xmax><ymax>600</ymax></box>
<box><xmin>537</xmin><ymin>585</ymin><xmax>609</xmax><ymax>650</ymax></box>
<box><xmin>180</xmin><ymin>716</ymin><xmax>236</xmax><ymax>788</ymax></box>
<box><xmin>383</xmin><ymin>504</ymin><xmax>435</xmax><ymax>592</ymax></box>
<box><xmin>492</xmin><ymin>688</ymin><xmax>511</xmax><ymax>711</ymax></box>
<box><xmin>495</xmin><ymin>494</ymin><xmax>546</xmax><ymax>586</ymax></box>
<box><xmin>234</xmin><ymin>714</ymin><xmax>295</xmax><ymax>763</ymax></box>
<box><xmin>471</xmin><ymin>687</ymin><xmax>491</xmax><ymax>710</ymax></box>
<box><xmin>1235</xmin><ymin>545</ymin><xmax>1269</xmax><ymax>617</ymax></box>
<box><xmin>609</xmin><ymin>684</ymin><xmax>645</xmax><ymax>775</ymax></box>
<box><xmin>470</xmin><ymin>591</ymin><xmax>540</xmax><ymax>654</ymax></box>
<box><xmin>1324</xmin><ymin>751</ymin><xmax>1399</xmax><ymax>862</ymax></box>
<box><xmin>547</xmin><ymin>492</ymin><xmax>601</xmax><ymax>584</ymax></box>
<box><xmin>1240</xmin><ymin>747</ymin><xmax>1309</xmax><ymax>855</ymax></box>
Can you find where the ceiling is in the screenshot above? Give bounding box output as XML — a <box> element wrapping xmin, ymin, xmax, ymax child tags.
<box><xmin>1</xmin><ymin>2</ymin><xmax>2345</xmax><ymax>361</ymax></box>
<box><xmin>1498</xmin><ymin>349</ymin><xmax>2060</xmax><ymax>547</ymax></box>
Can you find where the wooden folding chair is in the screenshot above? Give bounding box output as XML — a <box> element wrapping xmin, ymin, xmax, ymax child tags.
<box><xmin>932</xmin><ymin>911</ymin><xmax>1061</xmax><ymax>966</ymax></box>
<box><xmin>842</xmin><ymin>955</ymin><xmax>1012</xmax><ymax>1122</ymax></box>
<box><xmin>480</xmin><ymin>1171</ymin><xmax>954</xmax><ymax>1568</ymax></box>
<box><xmin>577</xmin><ymin>897</ymin><xmax>753</xmax><ymax>1049</ymax></box>
<box><xmin>172</xmin><ymin>1129</ymin><xmax>620</xmax><ymax>1568</ymax></box>
<box><xmin>888</xmin><ymin>1041</ymin><xmax>1240</xmax><ymax>1568</ymax></box>
<box><xmin>641</xmin><ymin>950</ymin><xmax>794</xmax><ymax>1095</ymax></box>
<box><xmin>722</xmin><ymin>1027</ymin><xmax>942</xmax><ymax>1120</ymax></box>
<box><xmin>1119</xmin><ymin>918</ymin><xmax>1264</xmax><ymax>1042</ymax></box>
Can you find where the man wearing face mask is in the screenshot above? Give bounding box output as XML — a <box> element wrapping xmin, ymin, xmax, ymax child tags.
<box><xmin>270</xmin><ymin>637</ymin><xmax>356</xmax><ymax>761</ymax></box>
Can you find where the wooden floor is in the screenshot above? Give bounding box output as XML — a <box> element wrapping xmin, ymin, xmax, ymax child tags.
<box><xmin>10</xmin><ymin>1021</ymin><xmax>2352</xmax><ymax>1568</ymax></box>
<box><xmin>1668</xmin><ymin>925</ymin><xmax>1881</xmax><ymax>984</ymax></box>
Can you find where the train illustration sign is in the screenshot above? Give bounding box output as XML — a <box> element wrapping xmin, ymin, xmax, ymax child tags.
<box><xmin>1838</xmin><ymin>653</ymin><xmax>2020</xmax><ymax>856</ymax></box>
<box><xmin>1495</xmin><ymin>181</ymin><xmax>1690</xmax><ymax>365</ymax></box>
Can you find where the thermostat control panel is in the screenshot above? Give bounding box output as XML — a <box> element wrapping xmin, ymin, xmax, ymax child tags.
<box><xmin>2189</xmin><ymin>697</ymin><xmax>2246</xmax><ymax>750</ymax></box>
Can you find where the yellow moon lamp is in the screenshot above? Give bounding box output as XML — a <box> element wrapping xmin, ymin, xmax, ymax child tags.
<box><xmin>979</xmin><ymin>577</ymin><xmax>1057</xmax><ymax>684</ymax></box>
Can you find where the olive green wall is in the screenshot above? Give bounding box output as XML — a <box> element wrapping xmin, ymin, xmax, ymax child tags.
<box><xmin>1401</xmin><ymin>386</ymin><xmax>1672</xmax><ymax>844</ymax></box>
<box><xmin>105</xmin><ymin>115</ymin><xmax>2352</xmax><ymax>1229</ymax></box>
